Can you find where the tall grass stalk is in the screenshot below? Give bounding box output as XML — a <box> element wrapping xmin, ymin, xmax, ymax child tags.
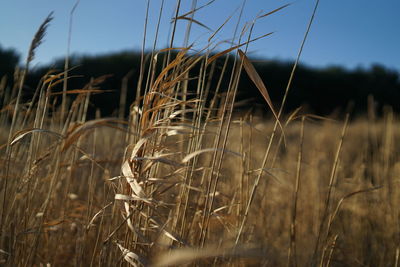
<box><xmin>1</xmin><ymin>1</ymin><xmax>399</xmax><ymax>266</ymax></box>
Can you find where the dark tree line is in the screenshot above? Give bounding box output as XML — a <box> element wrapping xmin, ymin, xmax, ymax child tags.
<box><xmin>0</xmin><ymin>45</ymin><xmax>20</xmax><ymax>83</ymax></box>
<box><xmin>1</xmin><ymin>45</ymin><xmax>399</xmax><ymax>118</ymax></box>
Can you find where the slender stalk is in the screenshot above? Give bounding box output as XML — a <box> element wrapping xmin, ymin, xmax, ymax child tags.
<box><xmin>61</xmin><ymin>0</ymin><xmax>80</xmax><ymax>123</ymax></box>
<box><xmin>287</xmin><ymin>116</ymin><xmax>305</xmax><ymax>267</ymax></box>
<box><xmin>313</xmin><ymin>114</ymin><xmax>349</xmax><ymax>265</ymax></box>
<box><xmin>235</xmin><ymin>0</ymin><xmax>321</xmax><ymax>245</ymax></box>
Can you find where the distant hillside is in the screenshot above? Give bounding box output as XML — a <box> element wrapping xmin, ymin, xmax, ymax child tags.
<box><xmin>1</xmin><ymin>46</ymin><xmax>399</xmax><ymax>117</ymax></box>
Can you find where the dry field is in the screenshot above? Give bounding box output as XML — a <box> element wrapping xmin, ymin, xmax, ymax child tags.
<box><xmin>1</xmin><ymin>2</ymin><xmax>400</xmax><ymax>266</ymax></box>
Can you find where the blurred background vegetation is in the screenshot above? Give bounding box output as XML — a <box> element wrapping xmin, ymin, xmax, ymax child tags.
<box><xmin>1</xmin><ymin>44</ymin><xmax>399</xmax><ymax>118</ymax></box>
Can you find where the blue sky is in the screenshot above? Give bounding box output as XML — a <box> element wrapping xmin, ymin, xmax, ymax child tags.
<box><xmin>1</xmin><ymin>0</ymin><xmax>399</xmax><ymax>71</ymax></box>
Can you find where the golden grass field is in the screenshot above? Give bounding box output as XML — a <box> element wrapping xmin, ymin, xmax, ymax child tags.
<box><xmin>1</xmin><ymin>2</ymin><xmax>400</xmax><ymax>266</ymax></box>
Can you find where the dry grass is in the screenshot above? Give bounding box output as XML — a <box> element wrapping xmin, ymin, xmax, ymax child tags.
<box><xmin>1</xmin><ymin>1</ymin><xmax>400</xmax><ymax>266</ymax></box>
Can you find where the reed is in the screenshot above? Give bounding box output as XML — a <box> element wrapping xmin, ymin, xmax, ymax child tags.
<box><xmin>1</xmin><ymin>1</ymin><xmax>399</xmax><ymax>266</ymax></box>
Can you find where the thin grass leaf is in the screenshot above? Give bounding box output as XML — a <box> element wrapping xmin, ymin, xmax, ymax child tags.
<box><xmin>238</xmin><ymin>50</ymin><xmax>284</xmax><ymax>133</ymax></box>
<box><xmin>86</xmin><ymin>202</ymin><xmax>112</xmax><ymax>230</ymax></box>
<box><xmin>158</xmin><ymin>47</ymin><xmax>187</xmax><ymax>53</ymax></box>
<box><xmin>257</xmin><ymin>3</ymin><xmax>291</xmax><ymax>19</ymax></box>
<box><xmin>207</xmin><ymin>32</ymin><xmax>273</xmax><ymax>65</ymax></box>
<box><xmin>129</xmin><ymin>137</ymin><xmax>148</xmax><ymax>161</ymax></box>
<box><xmin>62</xmin><ymin>118</ymin><xmax>123</xmax><ymax>151</ymax></box>
<box><xmin>124</xmin><ymin>202</ymin><xmax>135</xmax><ymax>232</ymax></box>
<box><xmin>178</xmin><ymin>0</ymin><xmax>216</xmax><ymax>18</ymax></box>
<box><xmin>116</xmin><ymin>243</ymin><xmax>145</xmax><ymax>267</ymax></box>
<box><xmin>121</xmin><ymin>161</ymin><xmax>146</xmax><ymax>198</ymax></box>
<box><xmin>328</xmin><ymin>186</ymin><xmax>382</xmax><ymax>232</ymax></box>
<box><xmin>0</xmin><ymin>249</ymin><xmax>10</xmax><ymax>255</ymax></box>
<box><xmin>43</xmin><ymin>65</ymin><xmax>80</xmax><ymax>84</ymax></box>
<box><xmin>152</xmin><ymin>48</ymin><xmax>189</xmax><ymax>90</ymax></box>
<box><xmin>182</xmin><ymin>148</ymin><xmax>242</xmax><ymax>163</ymax></box>
<box><xmin>47</xmin><ymin>75</ymin><xmax>84</xmax><ymax>90</ymax></box>
<box><xmin>115</xmin><ymin>193</ymin><xmax>153</xmax><ymax>204</ymax></box>
<box><xmin>10</xmin><ymin>128</ymin><xmax>63</xmax><ymax>146</ymax></box>
<box><xmin>208</xmin><ymin>8</ymin><xmax>237</xmax><ymax>42</ymax></box>
<box><xmin>162</xmin><ymin>229</ymin><xmax>182</xmax><ymax>243</ymax></box>
<box><xmin>174</xmin><ymin>16</ymin><xmax>212</xmax><ymax>31</ymax></box>
<box><xmin>49</xmin><ymin>89</ymin><xmax>113</xmax><ymax>96</ymax></box>
<box><xmin>132</xmin><ymin>155</ymin><xmax>183</xmax><ymax>167</ymax></box>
